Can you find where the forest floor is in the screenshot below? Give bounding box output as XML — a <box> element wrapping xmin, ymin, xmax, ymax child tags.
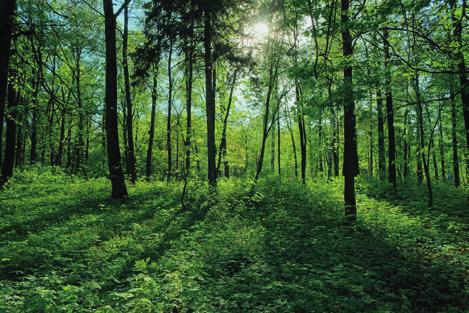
<box><xmin>0</xmin><ymin>167</ymin><xmax>467</xmax><ymax>312</ymax></box>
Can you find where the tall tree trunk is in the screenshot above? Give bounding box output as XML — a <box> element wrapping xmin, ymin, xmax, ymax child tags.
<box><xmin>451</xmin><ymin>83</ymin><xmax>461</xmax><ymax>187</ymax></box>
<box><xmin>55</xmin><ymin>106</ymin><xmax>66</xmax><ymax>166</ymax></box>
<box><xmin>166</xmin><ymin>37</ymin><xmax>173</xmax><ymax>180</ymax></box>
<box><xmin>204</xmin><ymin>9</ymin><xmax>217</xmax><ymax>186</ymax></box>
<box><xmin>415</xmin><ymin>72</ymin><xmax>433</xmax><ymax>207</ymax></box>
<box><xmin>328</xmin><ymin>83</ymin><xmax>339</xmax><ymax>177</ymax></box>
<box><xmin>146</xmin><ymin>64</ymin><xmax>159</xmax><ymax>179</ymax></box>
<box><xmin>286</xmin><ymin>109</ymin><xmax>298</xmax><ymax>178</ymax></box>
<box><xmin>383</xmin><ymin>28</ymin><xmax>397</xmax><ymax>189</ymax></box>
<box><xmin>123</xmin><ymin>4</ymin><xmax>136</xmax><ymax>184</ymax></box>
<box><xmin>376</xmin><ymin>84</ymin><xmax>386</xmax><ymax>179</ymax></box>
<box><xmin>368</xmin><ymin>94</ymin><xmax>374</xmax><ymax>176</ymax></box>
<box><xmin>30</xmin><ymin>74</ymin><xmax>40</xmax><ymax>164</ymax></box>
<box><xmin>403</xmin><ymin>109</ymin><xmax>410</xmax><ymax>177</ymax></box>
<box><xmin>75</xmin><ymin>48</ymin><xmax>84</xmax><ymax>173</ymax></box>
<box><xmin>217</xmin><ymin>69</ymin><xmax>237</xmax><ymax>177</ymax></box>
<box><xmin>185</xmin><ymin>40</ymin><xmax>193</xmax><ymax>175</ymax></box>
<box><xmin>1</xmin><ymin>84</ymin><xmax>18</xmax><ymax>188</ymax></box>
<box><xmin>0</xmin><ymin>0</ymin><xmax>16</xmax><ymax>168</ymax></box>
<box><xmin>15</xmin><ymin>109</ymin><xmax>22</xmax><ymax>167</ymax></box>
<box><xmin>255</xmin><ymin>49</ymin><xmax>278</xmax><ymax>182</ymax></box>
<box><xmin>438</xmin><ymin>114</ymin><xmax>446</xmax><ymax>180</ymax></box>
<box><xmin>103</xmin><ymin>0</ymin><xmax>128</xmax><ymax>198</ymax></box>
<box><xmin>448</xmin><ymin>0</ymin><xmax>469</xmax><ymax>178</ymax></box>
<box><xmin>277</xmin><ymin>101</ymin><xmax>281</xmax><ymax>176</ymax></box>
<box><xmin>296</xmin><ymin>84</ymin><xmax>307</xmax><ymax>184</ymax></box>
<box><xmin>341</xmin><ymin>0</ymin><xmax>358</xmax><ymax>222</ymax></box>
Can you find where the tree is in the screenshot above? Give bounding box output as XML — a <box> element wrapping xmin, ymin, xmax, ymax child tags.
<box><xmin>0</xmin><ymin>0</ymin><xmax>16</xmax><ymax>168</ymax></box>
<box><xmin>341</xmin><ymin>0</ymin><xmax>358</xmax><ymax>222</ymax></box>
<box><xmin>103</xmin><ymin>0</ymin><xmax>128</xmax><ymax>198</ymax></box>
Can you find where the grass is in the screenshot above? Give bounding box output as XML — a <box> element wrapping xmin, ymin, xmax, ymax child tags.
<box><xmin>0</xmin><ymin>167</ymin><xmax>467</xmax><ymax>312</ymax></box>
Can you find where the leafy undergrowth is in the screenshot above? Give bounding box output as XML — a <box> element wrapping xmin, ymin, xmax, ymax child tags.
<box><xmin>0</xmin><ymin>167</ymin><xmax>467</xmax><ymax>312</ymax></box>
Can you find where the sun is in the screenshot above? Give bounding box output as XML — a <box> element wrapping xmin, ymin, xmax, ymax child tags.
<box><xmin>251</xmin><ymin>22</ymin><xmax>269</xmax><ymax>39</ymax></box>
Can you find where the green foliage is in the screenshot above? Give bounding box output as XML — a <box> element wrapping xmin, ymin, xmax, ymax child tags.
<box><xmin>0</xmin><ymin>168</ymin><xmax>466</xmax><ymax>312</ymax></box>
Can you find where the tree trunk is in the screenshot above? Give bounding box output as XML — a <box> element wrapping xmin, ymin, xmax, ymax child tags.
<box><xmin>341</xmin><ymin>0</ymin><xmax>358</xmax><ymax>222</ymax></box>
<box><xmin>451</xmin><ymin>83</ymin><xmax>460</xmax><ymax>187</ymax></box>
<box><xmin>0</xmin><ymin>0</ymin><xmax>16</xmax><ymax>168</ymax></box>
<box><xmin>296</xmin><ymin>84</ymin><xmax>307</xmax><ymax>184</ymax></box>
<box><xmin>286</xmin><ymin>109</ymin><xmax>298</xmax><ymax>178</ymax></box>
<box><xmin>255</xmin><ymin>49</ymin><xmax>278</xmax><ymax>182</ymax></box>
<box><xmin>403</xmin><ymin>109</ymin><xmax>410</xmax><ymax>177</ymax></box>
<box><xmin>448</xmin><ymin>0</ymin><xmax>469</xmax><ymax>178</ymax></box>
<box><xmin>146</xmin><ymin>64</ymin><xmax>159</xmax><ymax>179</ymax></box>
<box><xmin>439</xmin><ymin>115</ymin><xmax>446</xmax><ymax>180</ymax></box>
<box><xmin>103</xmin><ymin>0</ymin><xmax>128</xmax><ymax>198</ymax></box>
<box><xmin>217</xmin><ymin>69</ymin><xmax>237</xmax><ymax>177</ymax></box>
<box><xmin>30</xmin><ymin>74</ymin><xmax>40</xmax><ymax>164</ymax></box>
<box><xmin>123</xmin><ymin>4</ymin><xmax>137</xmax><ymax>184</ymax></box>
<box><xmin>1</xmin><ymin>84</ymin><xmax>18</xmax><ymax>188</ymax></box>
<box><xmin>376</xmin><ymin>84</ymin><xmax>386</xmax><ymax>179</ymax></box>
<box><xmin>75</xmin><ymin>48</ymin><xmax>84</xmax><ymax>173</ymax></box>
<box><xmin>184</xmin><ymin>41</ymin><xmax>193</xmax><ymax>175</ymax></box>
<box><xmin>415</xmin><ymin>72</ymin><xmax>433</xmax><ymax>207</ymax></box>
<box><xmin>204</xmin><ymin>10</ymin><xmax>217</xmax><ymax>186</ymax></box>
<box><xmin>166</xmin><ymin>37</ymin><xmax>173</xmax><ymax>180</ymax></box>
<box><xmin>383</xmin><ymin>28</ymin><xmax>397</xmax><ymax>189</ymax></box>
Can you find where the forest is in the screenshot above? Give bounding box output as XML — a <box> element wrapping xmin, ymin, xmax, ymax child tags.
<box><xmin>0</xmin><ymin>0</ymin><xmax>468</xmax><ymax>311</ymax></box>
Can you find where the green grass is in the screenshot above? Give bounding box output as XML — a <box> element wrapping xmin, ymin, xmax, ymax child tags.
<box><xmin>0</xmin><ymin>167</ymin><xmax>467</xmax><ymax>312</ymax></box>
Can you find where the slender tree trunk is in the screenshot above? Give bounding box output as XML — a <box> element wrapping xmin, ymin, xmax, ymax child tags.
<box><xmin>286</xmin><ymin>109</ymin><xmax>298</xmax><ymax>178</ymax></box>
<box><xmin>166</xmin><ymin>37</ymin><xmax>173</xmax><ymax>180</ymax></box>
<box><xmin>448</xmin><ymin>0</ymin><xmax>469</xmax><ymax>178</ymax></box>
<box><xmin>296</xmin><ymin>84</ymin><xmax>307</xmax><ymax>184</ymax></box>
<box><xmin>123</xmin><ymin>4</ymin><xmax>136</xmax><ymax>184</ymax></box>
<box><xmin>383</xmin><ymin>28</ymin><xmax>397</xmax><ymax>189</ymax></box>
<box><xmin>55</xmin><ymin>106</ymin><xmax>66</xmax><ymax>166</ymax></box>
<box><xmin>318</xmin><ymin>107</ymin><xmax>324</xmax><ymax>174</ymax></box>
<box><xmin>439</xmin><ymin>114</ymin><xmax>446</xmax><ymax>180</ymax></box>
<box><xmin>255</xmin><ymin>50</ymin><xmax>278</xmax><ymax>182</ymax></box>
<box><xmin>75</xmin><ymin>48</ymin><xmax>84</xmax><ymax>173</ymax></box>
<box><xmin>103</xmin><ymin>0</ymin><xmax>128</xmax><ymax>198</ymax></box>
<box><xmin>30</xmin><ymin>75</ymin><xmax>40</xmax><ymax>164</ymax></box>
<box><xmin>403</xmin><ymin>109</ymin><xmax>410</xmax><ymax>177</ymax></box>
<box><xmin>330</xmin><ymin>98</ymin><xmax>339</xmax><ymax>176</ymax></box>
<box><xmin>415</xmin><ymin>72</ymin><xmax>433</xmax><ymax>207</ymax></box>
<box><xmin>341</xmin><ymin>0</ymin><xmax>358</xmax><ymax>222</ymax></box>
<box><xmin>0</xmin><ymin>0</ymin><xmax>16</xmax><ymax>168</ymax></box>
<box><xmin>204</xmin><ymin>10</ymin><xmax>217</xmax><ymax>186</ymax></box>
<box><xmin>217</xmin><ymin>69</ymin><xmax>237</xmax><ymax>177</ymax></box>
<box><xmin>376</xmin><ymin>84</ymin><xmax>386</xmax><ymax>179</ymax></box>
<box><xmin>277</xmin><ymin>101</ymin><xmax>281</xmax><ymax>176</ymax></box>
<box><xmin>146</xmin><ymin>64</ymin><xmax>159</xmax><ymax>179</ymax></box>
<box><xmin>451</xmin><ymin>83</ymin><xmax>461</xmax><ymax>187</ymax></box>
<box><xmin>185</xmin><ymin>41</ymin><xmax>193</xmax><ymax>175</ymax></box>
<box><xmin>15</xmin><ymin>111</ymin><xmax>22</xmax><ymax>167</ymax></box>
<box><xmin>368</xmin><ymin>95</ymin><xmax>374</xmax><ymax>176</ymax></box>
<box><xmin>1</xmin><ymin>84</ymin><xmax>18</xmax><ymax>188</ymax></box>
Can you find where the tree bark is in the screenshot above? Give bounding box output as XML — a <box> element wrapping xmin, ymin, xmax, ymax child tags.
<box><xmin>123</xmin><ymin>4</ymin><xmax>137</xmax><ymax>184</ymax></box>
<box><xmin>0</xmin><ymin>0</ymin><xmax>16</xmax><ymax>168</ymax></box>
<box><xmin>383</xmin><ymin>28</ymin><xmax>397</xmax><ymax>189</ymax></box>
<box><xmin>166</xmin><ymin>37</ymin><xmax>173</xmax><ymax>180</ymax></box>
<box><xmin>376</xmin><ymin>84</ymin><xmax>386</xmax><ymax>180</ymax></box>
<box><xmin>1</xmin><ymin>84</ymin><xmax>18</xmax><ymax>188</ymax></box>
<box><xmin>146</xmin><ymin>64</ymin><xmax>159</xmax><ymax>179</ymax></box>
<box><xmin>217</xmin><ymin>69</ymin><xmax>237</xmax><ymax>177</ymax></box>
<box><xmin>341</xmin><ymin>0</ymin><xmax>358</xmax><ymax>222</ymax></box>
<box><xmin>185</xmin><ymin>39</ymin><xmax>194</xmax><ymax>175</ymax></box>
<box><xmin>448</xmin><ymin>0</ymin><xmax>469</xmax><ymax>178</ymax></box>
<box><xmin>103</xmin><ymin>0</ymin><xmax>128</xmax><ymax>198</ymax></box>
<box><xmin>204</xmin><ymin>9</ymin><xmax>217</xmax><ymax>186</ymax></box>
<box><xmin>451</xmin><ymin>82</ymin><xmax>461</xmax><ymax>187</ymax></box>
<box><xmin>415</xmin><ymin>72</ymin><xmax>433</xmax><ymax>207</ymax></box>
